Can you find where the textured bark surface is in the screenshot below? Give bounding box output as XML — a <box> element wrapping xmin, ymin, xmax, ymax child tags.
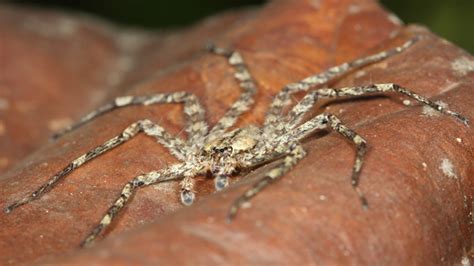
<box><xmin>0</xmin><ymin>0</ymin><xmax>473</xmax><ymax>265</ymax></box>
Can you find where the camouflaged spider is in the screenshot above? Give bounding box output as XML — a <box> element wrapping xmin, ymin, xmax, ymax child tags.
<box><xmin>4</xmin><ymin>36</ymin><xmax>468</xmax><ymax>247</ymax></box>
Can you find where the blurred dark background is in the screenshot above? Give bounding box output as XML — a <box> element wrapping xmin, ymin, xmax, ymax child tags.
<box><xmin>8</xmin><ymin>0</ymin><xmax>474</xmax><ymax>53</ymax></box>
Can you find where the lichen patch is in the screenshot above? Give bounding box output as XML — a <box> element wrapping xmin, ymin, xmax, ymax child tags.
<box><xmin>451</xmin><ymin>56</ymin><xmax>474</xmax><ymax>76</ymax></box>
<box><xmin>461</xmin><ymin>256</ymin><xmax>471</xmax><ymax>266</ymax></box>
<box><xmin>439</xmin><ymin>158</ymin><xmax>457</xmax><ymax>179</ymax></box>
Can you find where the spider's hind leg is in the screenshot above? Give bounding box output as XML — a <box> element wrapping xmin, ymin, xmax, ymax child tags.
<box><xmin>285</xmin><ymin>84</ymin><xmax>468</xmax><ymax>130</ymax></box>
<box><xmin>81</xmin><ymin>165</ymin><xmax>186</xmax><ymax>247</ymax></box>
<box><xmin>52</xmin><ymin>92</ymin><xmax>208</xmax><ymax>145</ymax></box>
<box><xmin>4</xmin><ymin>119</ymin><xmax>186</xmax><ymax>213</ymax></box>
<box><xmin>263</xmin><ymin>36</ymin><xmax>422</xmax><ymax>133</ymax></box>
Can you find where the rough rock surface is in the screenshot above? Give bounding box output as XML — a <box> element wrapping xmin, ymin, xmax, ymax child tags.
<box><xmin>0</xmin><ymin>0</ymin><xmax>472</xmax><ymax>265</ymax></box>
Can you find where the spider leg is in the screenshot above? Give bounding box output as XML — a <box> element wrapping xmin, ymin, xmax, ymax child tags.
<box><xmin>179</xmin><ymin>176</ymin><xmax>196</xmax><ymax>206</ymax></box>
<box><xmin>227</xmin><ymin>143</ymin><xmax>306</xmax><ymax>221</ymax></box>
<box><xmin>285</xmin><ymin>84</ymin><xmax>468</xmax><ymax>130</ymax></box>
<box><xmin>283</xmin><ymin>113</ymin><xmax>369</xmax><ymax>207</ymax></box>
<box><xmin>81</xmin><ymin>163</ymin><xmax>189</xmax><ymax>247</ymax></box>
<box><xmin>263</xmin><ymin>36</ymin><xmax>421</xmax><ymax>133</ymax></box>
<box><xmin>4</xmin><ymin>119</ymin><xmax>186</xmax><ymax>213</ymax></box>
<box><xmin>52</xmin><ymin>92</ymin><xmax>208</xmax><ymax>146</ymax></box>
<box><xmin>205</xmin><ymin>44</ymin><xmax>257</xmax><ymax>140</ymax></box>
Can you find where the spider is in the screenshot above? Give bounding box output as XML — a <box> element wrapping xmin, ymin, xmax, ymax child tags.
<box><xmin>3</xmin><ymin>35</ymin><xmax>468</xmax><ymax>248</ymax></box>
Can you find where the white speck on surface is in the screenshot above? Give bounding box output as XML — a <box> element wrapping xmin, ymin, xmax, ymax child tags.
<box><xmin>451</xmin><ymin>56</ymin><xmax>474</xmax><ymax>76</ymax></box>
<box><xmin>241</xmin><ymin>202</ymin><xmax>252</xmax><ymax>209</ymax></box>
<box><xmin>456</xmin><ymin>138</ymin><xmax>462</xmax><ymax>143</ymax></box>
<box><xmin>402</xmin><ymin>99</ymin><xmax>411</xmax><ymax>106</ymax></box>
<box><xmin>319</xmin><ymin>195</ymin><xmax>327</xmax><ymax>201</ymax></box>
<box><xmin>348</xmin><ymin>4</ymin><xmax>361</xmax><ymax>14</ymax></box>
<box><xmin>0</xmin><ymin>98</ymin><xmax>9</xmax><ymax>110</ymax></box>
<box><xmin>439</xmin><ymin>158</ymin><xmax>457</xmax><ymax>179</ymax></box>
<box><xmin>48</xmin><ymin>118</ymin><xmax>73</xmax><ymax>132</ymax></box>
<box><xmin>461</xmin><ymin>256</ymin><xmax>471</xmax><ymax>266</ymax></box>
<box><xmin>422</xmin><ymin>100</ymin><xmax>447</xmax><ymax>117</ymax></box>
<box><xmin>338</xmin><ymin>108</ymin><xmax>345</xmax><ymax>114</ymax></box>
<box><xmin>387</xmin><ymin>13</ymin><xmax>403</xmax><ymax>25</ymax></box>
<box><xmin>355</xmin><ymin>70</ymin><xmax>366</xmax><ymax>78</ymax></box>
<box><xmin>422</xmin><ymin>162</ymin><xmax>427</xmax><ymax>170</ymax></box>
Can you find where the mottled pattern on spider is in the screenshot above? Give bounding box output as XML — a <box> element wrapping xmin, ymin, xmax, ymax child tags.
<box><xmin>4</xmin><ymin>35</ymin><xmax>468</xmax><ymax>247</ymax></box>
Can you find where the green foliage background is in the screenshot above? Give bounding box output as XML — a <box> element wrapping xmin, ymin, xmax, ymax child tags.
<box><xmin>11</xmin><ymin>0</ymin><xmax>474</xmax><ymax>53</ymax></box>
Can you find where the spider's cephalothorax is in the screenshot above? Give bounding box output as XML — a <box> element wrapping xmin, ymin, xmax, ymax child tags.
<box><xmin>202</xmin><ymin>126</ymin><xmax>261</xmax><ymax>189</ymax></box>
<box><xmin>4</xmin><ymin>36</ymin><xmax>469</xmax><ymax>247</ymax></box>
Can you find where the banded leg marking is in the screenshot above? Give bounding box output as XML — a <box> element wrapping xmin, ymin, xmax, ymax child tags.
<box><xmin>81</xmin><ymin>166</ymin><xmax>185</xmax><ymax>247</ymax></box>
<box><xmin>284</xmin><ymin>113</ymin><xmax>368</xmax><ymax>207</ymax></box>
<box><xmin>52</xmin><ymin>92</ymin><xmax>208</xmax><ymax>146</ymax></box>
<box><xmin>227</xmin><ymin>144</ymin><xmax>306</xmax><ymax>221</ymax></box>
<box><xmin>285</xmin><ymin>83</ymin><xmax>468</xmax><ymax>131</ymax></box>
<box><xmin>263</xmin><ymin>36</ymin><xmax>422</xmax><ymax>132</ymax></box>
<box><xmin>206</xmin><ymin>44</ymin><xmax>258</xmax><ymax>139</ymax></box>
<box><xmin>4</xmin><ymin>119</ymin><xmax>185</xmax><ymax>213</ymax></box>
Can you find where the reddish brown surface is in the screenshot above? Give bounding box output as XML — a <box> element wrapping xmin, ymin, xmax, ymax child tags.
<box><xmin>0</xmin><ymin>0</ymin><xmax>473</xmax><ymax>265</ymax></box>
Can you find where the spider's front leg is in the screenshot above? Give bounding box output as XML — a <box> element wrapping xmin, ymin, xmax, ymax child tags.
<box><xmin>205</xmin><ymin>44</ymin><xmax>258</xmax><ymax>139</ymax></box>
<box><xmin>263</xmin><ymin>36</ymin><xmax>421</xmax><ymax>135</ymax></box>
<box><xmin>52</xmin><ymin>91</ymin><xmax>208</xmax><ymax>145</ymax></box>
<box><xmin>81</xmin><ymin>163</ymin><xmax>190</xmax><ymax>247</ymax></box>
<box><xmin>4</xmin><ymin>119</ymin><xmax>186</xmax><ymax>213</ymax></box>
<box><xmin>227</xmin><ymin>143</ymin><xmax>306</xmax><ymax>221</ymax></box>
<box><xmin>285</xmin><ymin>113</ymin><xmax>371</xmax><ymax>207</ymax></box>
<box><xmin>285</xmin><ymin>84</ymin><xmax>469</xmax><ymax>130</ymax></box>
